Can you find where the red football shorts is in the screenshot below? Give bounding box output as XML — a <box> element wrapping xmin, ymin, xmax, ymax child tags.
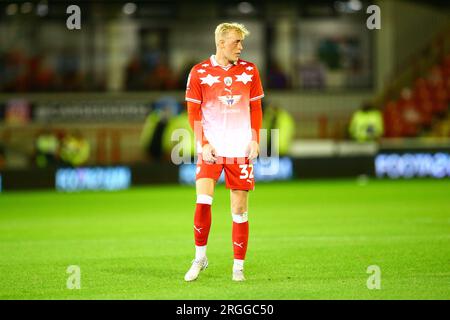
<box><xmin>196</xmin><ymin>156</ymin><xmax>255</xmax><ymax>191</ymax></box>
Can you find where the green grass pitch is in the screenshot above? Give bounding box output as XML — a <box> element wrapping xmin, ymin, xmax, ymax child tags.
<box><xmin>0</xmin><ymin>179</ymin><xmax>449</xmax><ymax>299</ymax></box>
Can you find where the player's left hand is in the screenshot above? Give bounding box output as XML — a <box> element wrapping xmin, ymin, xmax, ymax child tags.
<box><xmin>247</xmin><ymin>140</ymin><xmax>259</xmax><ymax>161</ymax></box>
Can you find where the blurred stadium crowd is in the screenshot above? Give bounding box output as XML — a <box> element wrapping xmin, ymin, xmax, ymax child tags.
<box><xmin>0</xmin><ymin>45</ymin><xmax>291</xmax><ymax>92</ymax></box>
<box><xmin>383</xmin><ymin>56</ymin><xmax>450</xmax><ymax>138</ymax></box>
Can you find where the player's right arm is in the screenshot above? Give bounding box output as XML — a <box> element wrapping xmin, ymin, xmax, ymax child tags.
<box><xmin>185</xmin><ymin>67</ymin><xmax>216</xmax><ymax>163</ymax></box>
<box><xmin>187</xmin><ymin>101</ymin><xmax>216</xmax><ymax>162</ymax></box>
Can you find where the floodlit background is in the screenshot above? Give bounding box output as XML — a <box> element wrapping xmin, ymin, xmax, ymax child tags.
<box><xmin>0</xmin><ymin>0</ymin><xmax>449</xmax><ymax>300</ymax></box>
<box><xmin>0</xmin><ymin>0</ymin><xmax>449</xmax><ymax>178</ymax></box>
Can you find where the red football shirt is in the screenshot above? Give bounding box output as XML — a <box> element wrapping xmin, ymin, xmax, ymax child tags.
<box><xmin>185</xmin><ymin>55</ymin><xmax>264</xmax><ymax>157</ymax></box>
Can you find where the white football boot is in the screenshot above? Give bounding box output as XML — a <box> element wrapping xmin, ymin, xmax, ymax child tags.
<box><xmin>232</xmin><ymin>269</ymin><xmax>246</xmax><ymax>282</ymax></box>
<box><xmin>184</xmin><ymin>257</ymin><xmax>208</xmax><ymax>281</ymax></box>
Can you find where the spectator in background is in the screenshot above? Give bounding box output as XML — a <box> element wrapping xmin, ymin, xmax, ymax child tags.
<box><xmin>349</xmin><ymin>102</ymin><xmax>384</xmax><ymax>142</ymax></box>
<box><xmin>34</xmin><ymin>130</ymin><xmax>60</xmax><ymax>168</ymax></box>
<box><xmin>262</xmin><ymin>101</ymin><xmax>295</xmax><ymax>156</ymax></box>
<box><xmin>162</xmin><ymin>107</ymin><xmax>195</xmax><ymax>161</ymax></box>
<box><xmin>60</xmin><ymin>131</ymin><xmax>90</xmax><ymax>167</ymax></box>
<box><xmin>140</xmin><ymin>96</ymin><xmax>180</xmax><ymax>161</ymax></box>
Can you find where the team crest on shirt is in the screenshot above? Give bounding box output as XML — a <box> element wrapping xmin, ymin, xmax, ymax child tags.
<box><xmin>224</xmin><ymin>77</ymin><xmax>233</xmax><ymax>86</ymax></box>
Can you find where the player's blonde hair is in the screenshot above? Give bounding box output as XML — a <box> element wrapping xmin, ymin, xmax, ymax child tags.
<box><xmin>215</xmin><ymin>22</ymin><xmax>250</xmax><ymax>46</ymax></box>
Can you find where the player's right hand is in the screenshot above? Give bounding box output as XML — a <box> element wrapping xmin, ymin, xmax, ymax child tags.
<box><xmin>202</xmin><ymin>144</ymin><xmax>217</xmax><ymax>163</ymax></box>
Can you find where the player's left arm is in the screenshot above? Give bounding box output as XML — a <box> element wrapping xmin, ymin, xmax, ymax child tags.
<box><xmin>247</xmin><ymin>65</ymin><xmax>264</xmax><ymax>160</ymax></box>
<box><xmin>247</xmin><ymin>100</ymin><xmax>262</xmax><ymax>160</ymax></box>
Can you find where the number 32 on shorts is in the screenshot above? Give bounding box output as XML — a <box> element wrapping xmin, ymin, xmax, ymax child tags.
<box><xmin>239</xmin><ymin>164</ymin><xmax>254</xmax><ymax>180</ymax></box>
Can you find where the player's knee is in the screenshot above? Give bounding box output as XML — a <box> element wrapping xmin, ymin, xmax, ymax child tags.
<box><xmin>231</xmin><ymin>205</ymin><xmax>247</xmax><ymax>215</ymax></box>
<box><xmin>231</xmin><ymin>197</ymin><xmax>247</xmax><ymax>214</ymax></box>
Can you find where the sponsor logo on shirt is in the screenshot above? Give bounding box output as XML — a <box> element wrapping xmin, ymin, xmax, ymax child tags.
<box><xmin>218</xmin><ymin>95</ymin><xmax>242</xmax><ymax>107</ymax></box>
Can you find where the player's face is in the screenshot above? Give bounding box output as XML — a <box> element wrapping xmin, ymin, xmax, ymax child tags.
<box><xmin>223</xmin><ymin>30</ymin><xmax>244</xmax><ymax>64</ymax></box>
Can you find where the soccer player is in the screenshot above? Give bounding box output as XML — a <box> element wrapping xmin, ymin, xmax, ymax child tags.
<box><xmin>184</xmin><ymin>22</ymin><xmax>264</xmax><ymax>282</ymax></box>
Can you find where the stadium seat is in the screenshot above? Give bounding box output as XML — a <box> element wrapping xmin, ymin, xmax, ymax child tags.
<box><xmin>383</xmin><ymin>101</ymin><xmax>403</xmax><ymax>137</ymax></box>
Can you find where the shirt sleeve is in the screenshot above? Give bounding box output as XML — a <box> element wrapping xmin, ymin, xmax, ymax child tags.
<box><xmin>249</xmin><ymin>65</ymin><xmax>264</xmax><ymax>102</ymax></box>
<box><xmin>250</xmin><ymin>99</ymin><xmax>263</xmax><ymax>143</ymax></box>
<box><xmin>185</xmin><ymin>67</ymin><xmax>202</xmax><ymax>105</ymax></box>
<box><xmin>187</xmin><ymin>101</ymin><xmax>209</xmax><ymax>147</ymax></box>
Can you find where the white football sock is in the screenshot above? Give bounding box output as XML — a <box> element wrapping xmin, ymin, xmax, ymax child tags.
<box><xmin>195</xmin><ymin>245</ymin><xmax>207</xmax><ymax>261</ymax></box>
<box><xmin>233</xmin><ymin>259</ymin><xmax>244</xmax><ymax>271</ymax></box>
<box><xmin>232</xmin><ymin>212</ymin><xmax>248</xmax><ymax>223</ymax></box>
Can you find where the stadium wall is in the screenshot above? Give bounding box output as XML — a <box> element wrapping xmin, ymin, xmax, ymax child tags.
<box><xmin>391</xmin><ymin>0</ymin><xmax>450</xmax><ymax>73</ymax></box>
<box><xmin>375</xmin><ymin>0</ymin><xmax>450</xmax><ymax>91</ymax></box>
